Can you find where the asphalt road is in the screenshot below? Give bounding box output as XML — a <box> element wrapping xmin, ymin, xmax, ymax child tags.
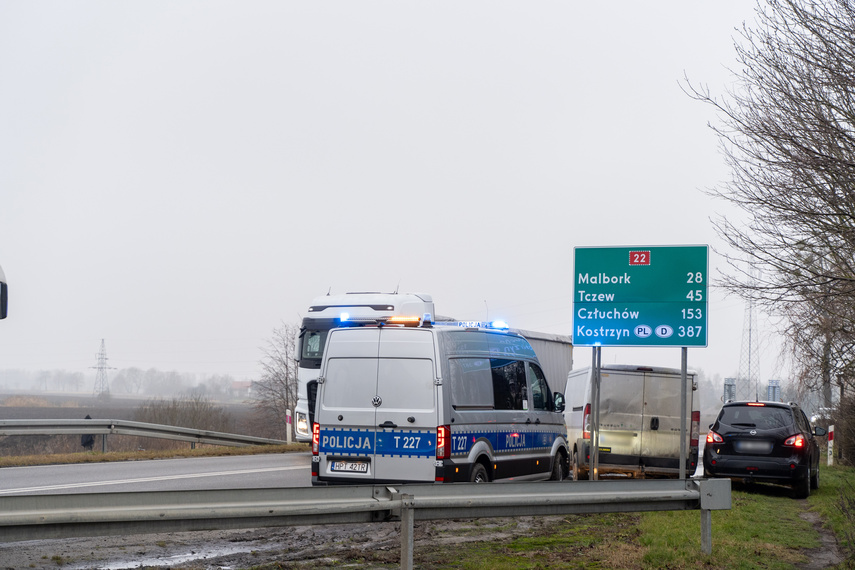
<box><xmin>0</xmin><ymin>452</ymin><xmax>313</xmax><ymax>495</ymax></box>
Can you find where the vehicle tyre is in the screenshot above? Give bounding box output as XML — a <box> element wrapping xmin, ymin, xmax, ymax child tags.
<box><xmin>550</xmin><ymin>453</ymin><xmax>566</xmax><ymax>481</ymax></box>
<box><xmin>470</xmin><ymin>462</ymin><xmax>489</xmax><ymax>483</ymax></box>
<box><xmin>810</xmin><ymin>464</ymin><xmax>819</xmax><ymax>490</ymax></box>
<box><xmin>793</xmin><ymin>474</ymin><xmax>811</xmax><ymax>499</ymax></box>
<box><xmin>572</xmin><ymin>449</ymin><xmax>587</xmax><ymax>481</ymax></box>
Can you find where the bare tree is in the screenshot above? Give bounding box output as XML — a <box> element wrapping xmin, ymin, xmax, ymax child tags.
<box><xmin>686</xmin><ymin>0</ymin><xmax>855</xmax><ymax>404</ymax></box>
<box><xmin>251</xmin><ymin>323</ymin><xmax>299</xmax><ymax>439</ymax></box>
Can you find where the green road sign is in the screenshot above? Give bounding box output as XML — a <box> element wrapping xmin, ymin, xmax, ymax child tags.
<box><xmin>573</xmin><ymin>245</ymin><xmax>708</xmax><ymax>347</ymax></box>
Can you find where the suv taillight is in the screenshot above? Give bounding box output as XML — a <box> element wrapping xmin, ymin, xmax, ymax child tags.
<box><xmin>784</xmin><ymin>434</ymin><xmax>805</xmax><ymax>448</ymax></box>
<box><xmin>707</xmin><ymin>431</ymin><xmax>723</xmax><ymax>444</ymax></box>
<box><xmin>691</xmin><ymin>411</ymin><xmax>700</xmax><ymax>447</ymax></box>
<box><xmin>582</xmin><ymin>403</ymin><xmax>591</xmax><ymax>439</ymax></box>
<box><xmin>436</xmin><ymin>425</ymin><xmax>450</xmax><ymax>460</ymax></box>
<box><xmin>312</xmin><ymin>422</ymin><xmax>320</xmax><ymax>455</ymax></box>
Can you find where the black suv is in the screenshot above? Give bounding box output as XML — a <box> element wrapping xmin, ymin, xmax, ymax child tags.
<box><xmin>703</xmin><ymin>401</ymin><xmax>826</xmax><ymax>498</ymax></box>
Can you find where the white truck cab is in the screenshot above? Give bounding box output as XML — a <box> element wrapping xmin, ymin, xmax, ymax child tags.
<box><xmin>312</xmin><ymin>319</ymin><xmax>568</xmax><ymax>485</ymax></box>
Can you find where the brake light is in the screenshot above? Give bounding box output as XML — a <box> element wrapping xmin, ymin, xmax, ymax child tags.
<box><xmin>312</xmin><ymin>423</ymin><xmax>320</xmax><ymax>455</ymax></box>
<box><xmin>784</xmin><ymin>434</ymin><xmax>805</xmax><ymax>448</ymax></box>
<box><xmin>747</xmin><ymin>402</ymin><xmax>765</xmax><ymax>407</ymax></box>
<box><xmin>691</xmin><ymin>411</ymin><xmax>700</xmax><ymax>447</ymax></box>
<box><xmin>582</xmin><ymin>403</ymin><xmax>591</xmax><ymax>439</ymax></box>
<box><xmin>707</xmin><ymin>431</ymin><xmax>724</xmax><ymax>444</ymax></box>
<box><xmin>436</xmin><ymin>425</ymin><xmax>451</xmax><ymax>460</ymax></box>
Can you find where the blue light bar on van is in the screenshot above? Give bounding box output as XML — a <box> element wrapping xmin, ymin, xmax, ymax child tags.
<box><xmin>340</xmin><ymin>312</ymin><xmax>350</xmax><ymax>322</ymax></box>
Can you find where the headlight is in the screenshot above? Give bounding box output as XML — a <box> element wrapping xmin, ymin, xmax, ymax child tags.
<box><xmin>296</xmin><ymin>413</ymin><xmax>309</xmax><ymax>436</ymax></box>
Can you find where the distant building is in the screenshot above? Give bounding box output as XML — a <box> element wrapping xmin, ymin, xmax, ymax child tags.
<box><xmin>724</xmin><ymin>378</ymin><xmax>736</xmax><ymax>402</ymax></box>
<box><xmin>766</xmin><ymin>379</ymin><xmax>781</xmax><ymax>402</ymax></box>
<box><xmin>230</xmin><ymin>381</ymin><xmax>253</xmax><ymax>398</ymax></box>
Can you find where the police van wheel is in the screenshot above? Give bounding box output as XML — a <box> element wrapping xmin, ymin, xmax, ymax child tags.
<box><xmin>551</xmin><ymin>453</ymin><xmax>566</xmax><ymax>481</ymax></box>
<box><xmin>470</xmin><ymin>463</ymin><xmax>489</xmax><ymax>483</ymax></box>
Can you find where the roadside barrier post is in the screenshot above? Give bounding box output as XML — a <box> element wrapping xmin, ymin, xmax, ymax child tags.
<box><xmin>399</xmin><ymin>493</ymin><xmax>415</xmax><ymax>570</ymax></box>
<box><xmin>699</xmin><ymin>478</ymin><xmax>731</xmax><ymax>555</ymax></box>
<box><xmin>828</xmin><ymin>425</ymin><xmax>834</xmax><ymax>466</ymax></box>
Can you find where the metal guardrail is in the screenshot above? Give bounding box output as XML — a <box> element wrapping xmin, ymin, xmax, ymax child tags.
<box><xmin>0</xmin><ymin>478</ymin><xmax>731</xmax><ymax>568</ymax></box>
<box><xmin>0</xmin><ymin>419</ymin><xmax>288</xmax><ymax>448</ymax></box>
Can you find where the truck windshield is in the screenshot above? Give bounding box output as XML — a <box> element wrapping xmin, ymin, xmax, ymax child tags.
<box><xmin>298</xmin><ymin>329</ymin><xmax>328</xmax><ymax>368</ymax></box>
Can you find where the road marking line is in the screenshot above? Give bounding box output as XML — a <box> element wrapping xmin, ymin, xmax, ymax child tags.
<box><xmin>0</xmin><ymin>465</ymin><xmax>306</xmax><ymax>495</ymax></box>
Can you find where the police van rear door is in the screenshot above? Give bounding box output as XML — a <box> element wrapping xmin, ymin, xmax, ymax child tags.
<box><xmin>372</xmin><ymin>327</ymin><xmax>437</xmax><ymax>483</ymax></box>
<box><xmin>318</xmin><ymin>327</ymin><xmax>437</xmax><ymax>484</ymax></box>
<box><xmin>318</xmin><ymin>327</ymin><xmax>381</xmax><ymax>482</ymax></box>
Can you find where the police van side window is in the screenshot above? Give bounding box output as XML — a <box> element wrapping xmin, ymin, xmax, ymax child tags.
<box><xmin>449</xmin><ymin>358</ymin><xmax>494</xmax><ymax>409</ymax></box>
<box><xmin>491</xmin><ymin>359</ymin><xmax>527</xmax><ymax>411</ymax></box>
<box><xmin>449</xmin><ymin>358</ymin><xmax>527</xmax><ymax>410</ymax></box>
<box><xmin>527</xmin><ymin>363</ymin><xmax>553</xmax><ymax>411</ymax></box>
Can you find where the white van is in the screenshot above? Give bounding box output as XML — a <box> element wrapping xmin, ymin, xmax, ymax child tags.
<box><xmin>564</xmin><ymin>365</ymin><xmax>700</xmax><ymax>479</ymax></box>
<box><xmin>312</xmin><ymin>321</ymin><xmax>568</xmax><ymax>485</ymax></box>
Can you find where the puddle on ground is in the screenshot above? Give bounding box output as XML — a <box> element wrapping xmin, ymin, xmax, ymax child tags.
<box><xmin>66</xmin><ymin>544</ymin><xmax>266</xmax><ymax>569</ymax></box>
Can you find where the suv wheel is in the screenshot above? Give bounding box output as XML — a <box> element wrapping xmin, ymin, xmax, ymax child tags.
<box><xmin>793</xmin><ymin>474</ymin><xmax>810</xmax><ymax>499</ymax></box>
<box><xmin>810</xmin><ymin>464</ymin><xmax>819</xmax><ymax>490</ymax></box>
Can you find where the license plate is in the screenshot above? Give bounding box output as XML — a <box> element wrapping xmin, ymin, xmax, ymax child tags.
<box><xmin>734</xmin><ymin>440</ymin><xmax>772</xmax><ymax>453</ymax></box>
<box><xmin>331</xmin><ymin>461</ymin><xmax>369</xmax><ymax>473</ymax></box>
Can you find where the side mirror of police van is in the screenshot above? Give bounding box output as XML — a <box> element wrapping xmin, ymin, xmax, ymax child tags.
<box><xmin>553</xmin><ymin>392</ymin><xmax>565</xmax><ymax>413</ymax></box>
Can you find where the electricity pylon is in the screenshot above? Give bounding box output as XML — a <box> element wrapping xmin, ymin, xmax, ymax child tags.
<box><xmin>92</xmin><ymin>339</ymin><xmax>114</xmax><ymax>398</ymax></box>
<box><xmin>736</xmin><ymin>301</ymin><xmax>761</xmax><ymax>401</ymax></box>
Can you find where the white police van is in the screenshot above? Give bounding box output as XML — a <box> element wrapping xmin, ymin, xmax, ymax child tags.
<box><xmin>311</xmin><ymin>317</ymin><xmax>568</xmax><ymax>485</ymax></box>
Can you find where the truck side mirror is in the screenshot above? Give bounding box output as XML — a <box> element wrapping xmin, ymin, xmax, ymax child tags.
<box><xmin>0</xmin><ymin>279</ymin><xmax>7</xmax><ymax>320</ymax></box>
<box><xmin>553</xmin><ymin>392</ymin><xmax>565</xmax><ymax>413</ymax></box>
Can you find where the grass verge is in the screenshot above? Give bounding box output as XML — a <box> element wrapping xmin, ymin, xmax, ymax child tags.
<box><xmin>272</xmin><ymin>463</ymin><xmax>855</xmax><ymax>570</ymax></box>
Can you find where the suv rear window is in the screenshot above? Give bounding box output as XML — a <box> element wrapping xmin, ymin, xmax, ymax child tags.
<box><xmin>719</xmin><ymin>405</ymin><xmax>792</xmax><ymax>429</ymax></box>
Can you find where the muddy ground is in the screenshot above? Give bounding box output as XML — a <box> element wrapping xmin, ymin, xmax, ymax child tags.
<box><xmin>1</xmin><ymin>504</ymin><xmax>844</xmax><ymax>570</ymax></box>
<box><xmin>1</xmin><ymin>516</ymin><xmax>555</xmax><ymax>570</ymax></box>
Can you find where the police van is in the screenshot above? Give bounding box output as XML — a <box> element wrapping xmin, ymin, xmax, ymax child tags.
<box><xmin>311</xmin><ymin>318</ymin><xmax>568</xmax><ymax>485</ymax></box>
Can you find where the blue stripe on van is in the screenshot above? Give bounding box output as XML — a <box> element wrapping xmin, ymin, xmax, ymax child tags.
<box><xmin>319</xmin><ymin>427</ymin><xmax>436</xmax><ymax>458</ymax></box>
<box><xmin>319</xmin><ymin>428</ymin><xmax>375</xmax><ymax>457</ymax></box>
<box><xmin>376</xmin><ymin>429</ymin><xmax>435</xmax><ymax>458</ymax></box>
<box><xmin>449</xmin><ymin>429</ymin><xmax>564</xmax><ymax>456</ymax></box>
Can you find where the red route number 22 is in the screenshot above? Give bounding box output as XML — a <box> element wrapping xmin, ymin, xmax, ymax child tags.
<box><xmin>629</xmin><ymin>250</ymin><xmax>651</xmax><ymax>266</ymax></box>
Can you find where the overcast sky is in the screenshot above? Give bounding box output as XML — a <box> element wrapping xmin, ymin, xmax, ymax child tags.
<box><xmin>1</xmin><ymin>2</ymin><xmax>784</xmax><ymax>389</ymax></box>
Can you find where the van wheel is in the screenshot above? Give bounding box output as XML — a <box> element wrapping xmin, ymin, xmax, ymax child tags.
<box><xmin>470</xmin><ymin>463</ymin><xmax>489</xmax><ymax>483</ymax></box>
<box><xmin>572</xmin><ymin>450</ymin><xmax>587</xmax><ymax>481</ymax></box>
<box><xmin>551</xmin><ymin>453</ymin><xmax>566</xmax><ymax>481</ymax></box>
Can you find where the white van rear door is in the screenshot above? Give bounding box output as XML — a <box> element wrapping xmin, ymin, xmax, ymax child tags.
<box><xmin>599</xmin><ymin>372</ymin><xmax>643</xmax><ymax>463</ymax></box>
<box><xmin>373</xmin><ymin>328</ymin><xmax>437</xmax><ymax>483</ymax></box>
<box><xmin>640</xmin><ymin>372</ymin><xmax>683</xmax><ymax>467</ymax></box>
